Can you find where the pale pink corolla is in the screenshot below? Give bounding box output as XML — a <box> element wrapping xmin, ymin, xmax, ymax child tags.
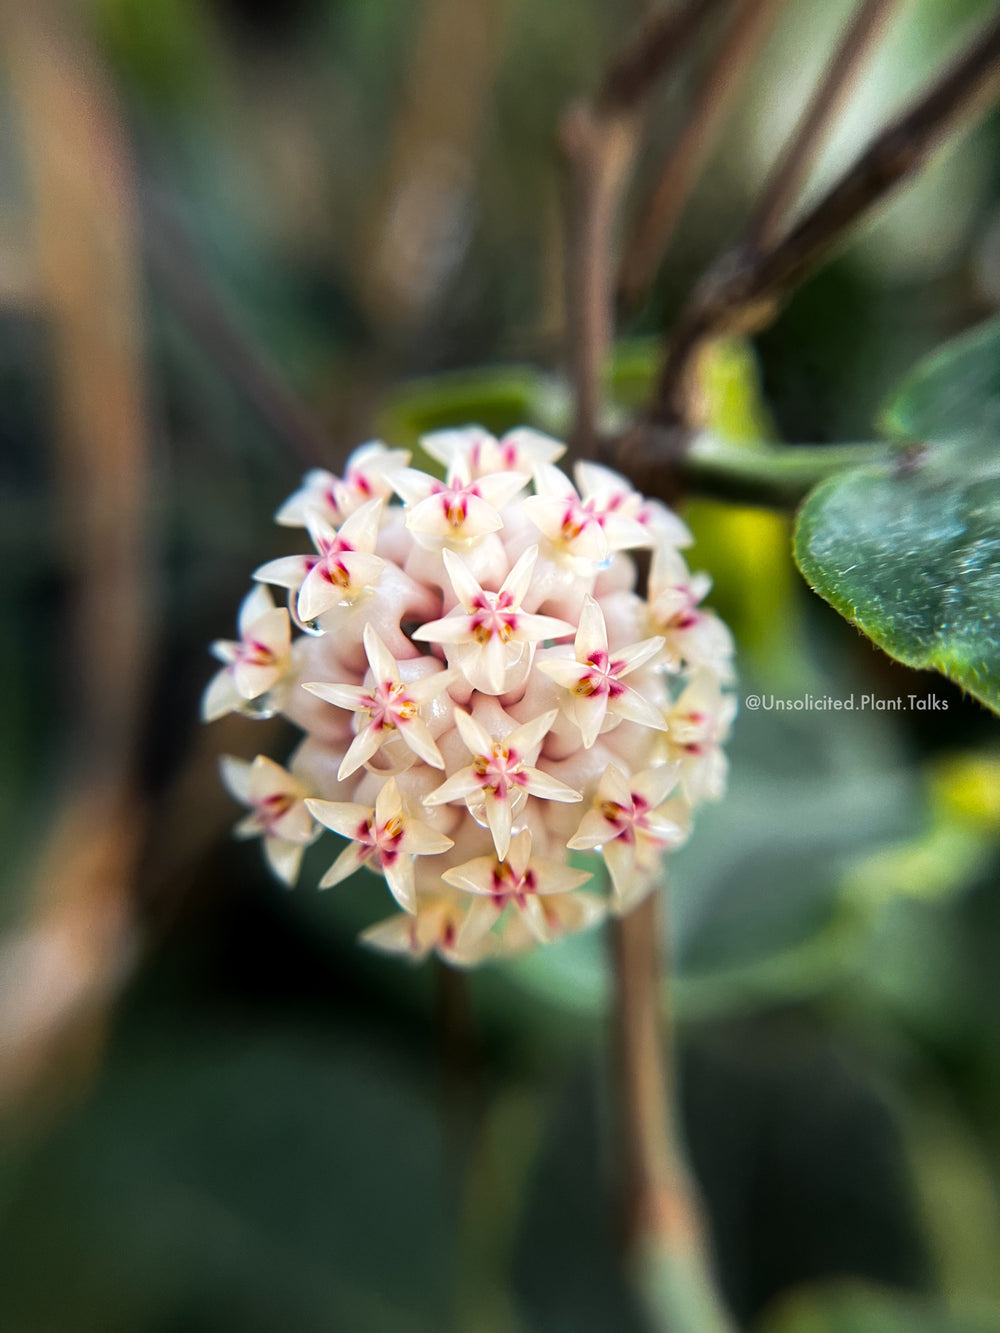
<box><xmin>414</xmin><ymin>546</ymin><xmax>574</xmax><ymax>695</ymax></box>
<box><xmin>647</xmin><ymin>545</ymin><xmax>735</xmax><ymax>678</ymax></box>
<box><xmin>443</xmin><ymin>829</ymin><xmax>595</xmax><ymax>949</ymax></box>
<box><xmin>390</xmin><ymin>457</ymin><xmax>528</xmax><ymax>548</ymax></box>
<box><xmin>303</xmin><ymin>624</ymin><xmax>452</xmax><ymax>780</ymax></box>
<box><xmin>537</xmin><ymin>595</ymin><xmax>666</xmax><ymax>748</ymax></box>
<box><xmin>360</xmin><ymin>887</ymin><xmax>495</xmax><ymax>966</ymax></box>
<box><xmin>522</xmin><ymin>461</ymin><xmax>653</xmax><ymax>565</ymax></box>
<box><xmin>220</xmin><ymin>753</ymin><xmax>317</xmax><ymax>885</ymax></box>
<box><xmin>568</xmin><ymin>764</ymin><xmax>687</xmax><ymax>911</ymax></box>
<box><xmin>202</xmin><ymin>585</ymin><xmax>292</xmax><ymax>722</ymax></box>
<box><xmin>659</xmin><ymin>671</ymin><xmax>737</xmax><ymax>802</ymax></box>
<box><xmin>275</xmin><ymin>443</ymin><xmax>410</xmax><ymax>528</ymax></box>
<box><xmin>254</xmin><ymin>498</ymin><xmax>385</xmax><ymax>626</ymax></box>
<box><xmin>306</xmin><ymin>776</ymin><xmax>453</xmax><ymax>913</ymax></box>
<box><xmin>422</xmin><ymin>425</ymin><xmax>566</xmax><ymax>479</ymax></box>
<box><xmin>424</xmin><ymin>707</ymin><xmax>580</xmax><ymax>859</ymax></box>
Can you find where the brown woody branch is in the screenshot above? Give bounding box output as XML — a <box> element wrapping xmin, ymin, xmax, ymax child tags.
<box><xmin>651</xmin><ymin>10</ymin><xmax>1000</xmax><ymax>427</ymax></box>
<box><xmin>745</xmin><ymin>0</ymin><xmax>902</xmax><ymax>256</ymax></box>
<box><xmin>617</xmin><ymin>0</ymin><xmax>786</xmax><ymax>311</ymax></box>
<box><xmin>560</xmin><ymin>0</ymin><xmax>732</xmax><ymax>455</ymax></box>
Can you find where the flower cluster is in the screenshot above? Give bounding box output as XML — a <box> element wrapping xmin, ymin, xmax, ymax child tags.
<box><xmin>203</xmin><ymin>429</ymin><xmax>735</xmax><ymax>966</ymax></box>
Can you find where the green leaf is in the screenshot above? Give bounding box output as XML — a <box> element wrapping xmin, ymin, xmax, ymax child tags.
<box><xmin>879</xmin><ymin>316</ymin><xmax>1000</xmax><ymax>446</ymax></box>
<box><xmin>794</xmin><ymin>459</ymin><xmax>1000</xmax><ymax>712</ymax></box>
<box><xmin>795</xmin><ymin>317</ymin><xmax>1000</xmax><ymax>714</ymax></box>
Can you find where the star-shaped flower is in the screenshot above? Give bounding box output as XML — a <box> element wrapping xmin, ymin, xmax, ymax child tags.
<box><xmin>413</xmin><ymin>546</ymin><xmax>575</xmax><ymax>694</ymax></box>
<box><xmin>360</xmin><ymin>887</ymin><xmax>496</xmax><ymax>966</ymax></box>
<box><xmin>390</xmin><ymin>457</ymin><xmax>528</xmax><ymax>547</ymax></box>
<box><xmin>659</xmin><ymin>672</ymin><xmax>737</xmax><ymax>802</ymax></box>
<box><xmin>568</xmin><ymin>763</ymin><xmax>687</xmax><ymax>910</ymax></box>
<box><xmin>647</xmin><ymin>546</ymin><xmax>735</xmax><ymax>678</ymax></box>
<box><xmin>219</xmin><ymin>754</ymin><xmax>318</xmax><ymax>885</ymax></box>
<box><xmin>306</xmin><ymin>777</ymin><xmax>453</xmax><ymax>913</ymax></box>
<box><xmin>275</xmin><ymin>443</ymin><xmax>411</xmax><ymax>528</ymax></box>
<box><xmin>424</xmin><ymin>707</ymin><xmax>580</xmax><ymax>858</ymax></box>
<box><xmin>522</xmin><ymin>461</ymin><xmax>653</xmax><ymax>565</ymax></box>
<box><xmin>303</xmin><ymin>624</ymin><xmax>453</xmax><ymax>780</ymax></box>
<box><xmin>443</xmin><ymin>829</ymin><xmax>593</xmax><ymax>949</ymax></box>
<box><xmin>537</xmin><ymin>595</ymin><xmax>666</xmax><ymax>747</ymax></box>
<box><xmin>422</xmin><ymin>426</ymin><xmax>566</xmax><ymax>479</ymax></box>
<box><xmin>254</xmin><ymin>498</ymin><xmax>385</xmax><ymax>626</ymax></box>
<box><xmin>202</xmin><ymin>585</ymin><xmax>292</xmax><ymax>722</ymax></box>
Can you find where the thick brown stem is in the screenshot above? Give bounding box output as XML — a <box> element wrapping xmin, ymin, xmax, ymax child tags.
<box><xmin>653</xmin><ymin>10</ymin><xmax>1000</xmax><ymax>426</ymax></box>
<box><xmin>611</xmin><ymin>894</ymin><xmax>702</xmax><ymax>1250</ymax></box>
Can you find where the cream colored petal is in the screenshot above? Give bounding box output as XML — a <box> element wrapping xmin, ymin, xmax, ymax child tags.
<box><xmin>442</xmin><ymin>548</ymin><xmax>484</xmax><ymax>611</ymax></box>
<box><xmin>306</xmin><ymin>798</ymin><xmax>372</xmax><ymax>838</ymax></box>
<box><xmin>575</xmin><ymin>595</ymin><xmax>607</xmax><ymax>660</ymax></box>
<box><xmin>338</xmin><ymin>726</ymin><xmax>383</xmax><ymax>780</ymax></box>
<box><xmin>424</xmin><ymin>767</ymin><xmax>482</xmax><ymax>806</ymax></box>
<box><xmin>218</xmin><ymin>754</ymin><xmax>253</xmax><ymax>804</ymax></box>
<box><xmin>567</xmin><ymin>809</ymin><xmax>615</xmax><ymax>851</ymax></box>
<box><xmin>498</xmin><ymin>544</ymin><xmax>538</xmax><ymax>604</ymax></box>
<box><xmin>453</xmin><ymin>707</ymin><xmax>494</xmax><ymax>758</ymax></box>
<box><xmin>574</xmin><ymin>690</ymin><xmax>609</xmax><ymax>749</ymax></box>
<box><xmin>264</xmin><ymin>835</ymin><xmax>305</xmax><ymax>886</ymax></box>
<box><xmin>483</xmin><ymin>789</ymin><xmax>513</xmax><ymax>860</ymax></box>
<box><xmin>297</xmin><ymin>565</ymin><xmax>345</xmax><ymax>623</ymax></box>
<box><xmin>362</xmin><ymin>623</ymin><xmax>400</xmax><ymax>686</ymax></box>
<box><xmin>201</xmin><ymin>667</ymin><xmax>242</xmax><ymax>722</ymax></box>
<box><xmin>511</xmin><ymin>614</ymin><xmax>575</xmax><ymax>644</ymax></box>
<box><xmin>608</xmin><ymin>685</ymin><xmax>668</xmax><ymax>732</ymax></box>
<box><xmin>613</xmin><ymin>636</ymin><xmax>666</xmax><ymax>677</ymax></box>
<box><xmin>603</xmin><ymin>836</ymin><xmax>636</xmax><ymax>900</ymax></box>
<box><xmin>442</xmin><ymin>854</ymin><xmax>499</xmax><ymax>896</ymax></box>
<box><xmin>475</xmin><ymin>471</ymin><xmax>530</xmax><ymax>509</ymax></box>
<box><xmin>374</xmin><ymin>776</ymin><xmax>403</xmax><ymax>826</ymax></box>
<box><xmin>253</xmin><ymin>554</ymin><xmax>312</xmax><ymax>591</ymax></box>
<box><xmin>412</xmin><ymin>612</ymin><xmax>477</xmax><ymax>645</ymax></box>
<box><xmin>535</xmin><ymin>658</ymin><xmax>589</xmax><ymax>690</ymax></box>
<box><xmin>361</xmin><ymin>912</ymin><xmax>428</xmax><ymax>960</ymax></box>
<box><xmin>399</xmin><ymin>717</ymin><xmax>444</xmax><ymax>769</ymax></box>
<box><xmin>336</xmin><ymin>496</ymin><xmax>383</xmax><ymax>552</ymax></box>
<box><xmin>630</xmin><ymin>764</ymin><xmax>681</xmax><ymax>809</ymax></box>
<box><xmin>319</xmin><ymin>841</ymin><xmax>369</xmax><ymax>889</ymax></box>
<box><xmin>237</xmin><ymin>583</ymin><xmax>276</xmax><ymax>635</ymax></box>
<box><xmin>302</xmin><ymin>681</ymin><xmax>369</xmax><ymax>712</ymax></box>
<box><xmin>520</xmin><ymin>768</ymin><xmax>581</xmax><ymax>803</ymax></box>
<box><xmin>390</xmin><ymin>467</ymin><xmax>437</xmax><ymax>505</ymax></box>
<box><xmin>506</xmin><ymin>709</ymin><xmax>558</xmax><ymax>759</ymax></box>
<box><xmin>402</xmin><ymin>819</ymin><xmax>454</xmax><ymax>857</ymax></box>
<box><xmin>596</xmin><ymin>764</ymin><xmax>633</xmax><ymax>808</ymax></box>
<box><xmin>383</xmin><ymin>855</ymin><xmax>417</xmax><ymax>914</ymax></box>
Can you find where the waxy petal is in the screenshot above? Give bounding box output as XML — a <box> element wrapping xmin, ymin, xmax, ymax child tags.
<box><xmin>302</xmin><ymin>681</ymin><xmax>369</xmax><ymax>711</ymax></box>
<box><xmin>453</xmin><ymin>707</ymin><xmax>494</xmax><ymax>758</ymax></box>
<box><xmin>423</xmin><ymin>767</ymin><xmax>484</xmax><ymax>807</ymax></box>
<box><xmin>520</xmin><ymin>768</ymin><xmax>581</xmax><ymax>803</ymax></box>
<box><xmin>264</xmin><ymin>836</ymin><xmax>306</xmax><ymax>886</ymax></box>
<box><xmin>319</xmin><ymin>841</ymin><xmax>368</xmax><ymax>889</ymax></box>
<box><xmin>306</xmin><ymin>798</ymin><xmax>372</xmax><ymax>839</ymax></box>
<box><xmin>442</xmin><ymin>548</ymin><xmax>484</xmax><ymax>611</ymax></box>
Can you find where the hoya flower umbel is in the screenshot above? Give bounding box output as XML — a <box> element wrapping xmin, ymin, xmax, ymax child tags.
<box><xmin>203</xmin><ymin>427</ymin><xmax>735</xmax><ymax>964</ymax></box>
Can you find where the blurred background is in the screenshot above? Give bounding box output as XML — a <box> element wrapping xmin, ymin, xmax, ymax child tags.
<box><xmin>2</xmin><ymin>0</ymin><xmax>1000</xmax><ymax>1329</ymax></box>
